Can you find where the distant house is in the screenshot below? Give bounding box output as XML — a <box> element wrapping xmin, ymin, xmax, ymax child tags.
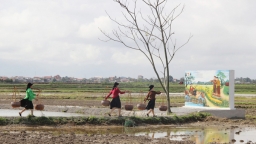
<box><xmin>25</xmin><ymin>77</ymin><xmax>33</xmax><ymax>83</ymax></box>
<box><xmin>54</xmin><ymin>75</ymin><xmax>62</xmax><ymax>82</ymax></box>
<box><xmin>0</xmin><ymin>76</ymin><xmax>8</xmax><ymax>81</ymax></box>
<box><xmin>33</xmin><ymin>77</ymin><xmax>44</xmax><ymax>83</ymax></box>
<box><xmin>16</xmin><ymin>76</ymin><xmax>26</xmax><ymax>83</ymax></box>
<box><xmin>76</xmin><ymin>78</ymin><xmax>83</xmax><ymax>82</ymax></box>
<box><xmin>108</xmin><ymin>77</ymin><xmax>116</xmax><ymax>83</ymax></box>
<box><xmin>44</xmin><ymin>76</ymin><xmax>53</xmax><ymax>83</ymax></box>
<box><xmin>138</xmin><ymin>75</ymin><xmax>143</xmax><ymax>79</ymax></box>
<box><xmin>120</xmin><ymin>78</ymin><xmax>129</xmax><ymax>82</ymax></box>
<box><xmin>90</xmin><ymin>77</ymin><xmax>102</xmax><ymax>83</ymax></box>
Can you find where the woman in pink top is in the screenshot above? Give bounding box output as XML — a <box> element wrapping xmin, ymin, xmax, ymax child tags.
<box><xmin>105</xmin><ymin>82</ymin><xmax>125</xmax><ymax>117</ymax></box>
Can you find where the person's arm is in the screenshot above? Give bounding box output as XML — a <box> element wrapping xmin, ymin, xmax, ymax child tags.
<box><xmin>144</xmin><ymin>92</ymin><xmax>150</xmax><ymax>102</ymax></box>
<box><xmin>105</xmin><ymin>90</ymin><xmax>112</xmax><ymax>99</ymax></box>
<box><xmin>117</xmin><ymin>88</ymin><xmax>125</xmax><ymax>94</ymax></box>
<box><xmin>156</xmin><ymin>91</ymin><xmax>161</xmax><ymax>94</ymax></box>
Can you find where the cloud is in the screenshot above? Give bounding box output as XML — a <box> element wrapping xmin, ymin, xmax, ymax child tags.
<box><xmin>0</xmin><ymin>0</ymin><xmax>256</xmax><ymax>79</ymax></box>
<box><xmin>111</xmin><ymin>51</ymin><xmax>146</xmax><ymax>65</ymax></box>
<box><xmin>78</xmin><ymin>16</ymin><xmax>112</xmax><ymax>39</ymax></box>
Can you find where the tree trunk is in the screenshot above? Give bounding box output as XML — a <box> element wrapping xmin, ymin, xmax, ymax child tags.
<box><xmin>166</xmin><ymin>78</ymin><xmax>171</xmax><ymax>113</ymax></box>
<box><xmin>166</xmin><ymin>90</ymin><xmax>171</xmax><ymax>113</ymax></box>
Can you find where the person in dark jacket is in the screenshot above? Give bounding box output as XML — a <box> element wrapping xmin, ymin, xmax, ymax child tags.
<box><xmin>19</xmin><ymin>83</ymin><xmax>38</xmax><ymax>117</ymax></box>
<box><xmin>144</xmin><ymin>85</ymin><xmax>161</xmax><ymax>117</ymax></box>
<box><xmin>105</xmin><ymin>82</ymin><xmax>125</xmax><ymax>117</ymax></box>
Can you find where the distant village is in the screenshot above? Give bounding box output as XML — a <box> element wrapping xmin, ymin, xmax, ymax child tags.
<box><xmin>0</xmin><ymin>75</ymin><xmax>171</xmax><ymax>83</ymax></box>
<box><xmin>0</xmin><ymin>75</ymin><xmax>255</xmax><ymax>84</ymax></box>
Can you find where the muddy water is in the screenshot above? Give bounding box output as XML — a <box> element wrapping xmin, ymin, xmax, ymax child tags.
<box><xmin>3</xmin><ymin>126</ymin><xmax>256</xmax><ymax>143</ymax></box>
<box><xmin>135</xmin><ymin>127</ymin><xmax>256</xmax><ymax>143</ymax></box>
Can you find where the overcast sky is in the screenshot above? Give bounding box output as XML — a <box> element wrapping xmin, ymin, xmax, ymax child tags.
<box><xmin>1</xmin><ymin>0</ymin><xmax>255</xmax><ymax>79</ymax></box>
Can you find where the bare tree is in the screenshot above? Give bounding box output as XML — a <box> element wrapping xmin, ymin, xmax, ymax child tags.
<box><xmin>100</xmin><ymin>0</ymin><xmax>192</xmax><ymax>113</ymax></box>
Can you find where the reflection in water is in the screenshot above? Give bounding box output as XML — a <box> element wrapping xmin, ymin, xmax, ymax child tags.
<box><xmin>134</xmin><ymin>127</ymin><xmax>256</xmax><ymax>144</ymax></box>
<box><xmin>3</xmin><ymin>126</ymin><xmax>255</xmax><ymax>143</ymax></box>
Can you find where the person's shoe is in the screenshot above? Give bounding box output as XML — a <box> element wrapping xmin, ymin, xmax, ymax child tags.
<box><xmin>146</xmin><ymin>114</ymin><xmax>149</xmax><ymax>117</ymax></box>
<box><xmin>19</xmin><ymin>112</ymin><xmax>22</xmax><ymax>117</ymax></box>
<box><xmin>118</xmin><ymin>115</ymin><xmax>122</xmax><ymax>117</ymax></box>
<box><xmin>108</xmin><ymin>113</ymin><xmax>111</xmax><ymax>117</ymax></box>
<box><xmin>153</xmin><ymin>115</ymin><xmax>157</xmax><ymax>117</ymax></box>
<box><xmin>31</xmin><ymin>115</ymin><xmax>36</xmax><ymax>117</ymax></box>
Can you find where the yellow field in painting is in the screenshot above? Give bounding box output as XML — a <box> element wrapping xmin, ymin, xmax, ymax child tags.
<box><xmin>186</xmin><ymin>85</ymin><xmax>229</xmax><ymax>108</ymax></box>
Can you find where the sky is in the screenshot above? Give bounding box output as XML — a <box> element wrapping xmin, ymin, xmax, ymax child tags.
<box><xmin>186</xmin><ymin>70</ymin><xmax>230</xmax><ymax>83</ymax></box>
<box><xmin>0</xmin><ymin>0</ymin><xmax>255</xmax><ymax>79</ymax></box>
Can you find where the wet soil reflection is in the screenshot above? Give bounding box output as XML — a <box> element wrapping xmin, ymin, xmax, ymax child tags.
<box><xmin>3</xmin><ymin>126</ymin><xmax>256</xmax><ymax>143</ymax></box>
<box><xmin>134</xmin><ymin>127</ymin><xmax>256</xmax><ymax>143</ymax></box>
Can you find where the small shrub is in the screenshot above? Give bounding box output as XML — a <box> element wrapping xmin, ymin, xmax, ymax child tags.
<box><xmin>0</xmin><ymin>117</ymin><xmax>6</xmax><ymax>125</ymax></box>
<box><xmin>107</xmin><ymin>118</ymin><xmax>124</xmax><ymax>125</ymax></box>
<box><xmin>124</xmin><ymin>119</ymin><xmax>135</xmax><ymax>127</ymax></box>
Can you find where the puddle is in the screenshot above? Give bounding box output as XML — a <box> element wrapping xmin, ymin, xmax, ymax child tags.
<box><xmin>134</xmin><ymin>127</ymin><xmax>256</xmax><ymax>143</ymax></box>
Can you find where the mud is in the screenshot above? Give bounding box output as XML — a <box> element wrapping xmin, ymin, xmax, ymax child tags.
<box><xmin>2</xmin><ymin>98</ymin><xmax>256</xmax><ymax>143</ymax></box>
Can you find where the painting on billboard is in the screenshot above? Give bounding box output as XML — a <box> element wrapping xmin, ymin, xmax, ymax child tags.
<box><xmin>184</xmin><ymin>70</ymin><xmax>233</xmax><ymax>108</ymax></box>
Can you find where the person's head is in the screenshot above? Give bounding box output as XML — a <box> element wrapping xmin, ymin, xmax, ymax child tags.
<box><xmin>149</xmin><ymin>85</ymin><xmax>154</xmax><ymax>91</ymax></box>
<box><xmin>112</xmin><ymin>82</ymin><xmax>119</xmax><ymax>90</ymax></box>
<box><xmin>26</xmin><ymin>82</ymin><xmax>33</xmax><ymax>90</ymax></box>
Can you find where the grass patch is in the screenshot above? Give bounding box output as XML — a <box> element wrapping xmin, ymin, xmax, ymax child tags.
<box><xmin>0</xmin><ymin>117</ymin><xmax>7</xmax><ymax>125</ymax></box>
<box><xmin>0</xmin><ymin>112</ymin><xmax>210</xmax><ymax>126</ymax></box>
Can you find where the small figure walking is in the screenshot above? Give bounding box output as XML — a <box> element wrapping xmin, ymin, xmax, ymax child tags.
<box><xmin>19</xmin><ymin>83</ymin><xmax>38</xmax><ymax>117</ymax></box>
<box><xmin>105</xmin><ymin>82</ymin><xmax>125</xmax><ymax>117</ymax></box>
<box><xmin>144</xmin><ymin>85</ymin><xmax>161</xmax><ymax>117</ymax></box>
<box><xmin>216</xmin><ymin>77</ymin><xmax>221</xmax><ymax>97</ymax></box>
<box><xmin>211</xmin><ymin>76</ymin><xmax>217</xmax><ymax>95</ymax></box>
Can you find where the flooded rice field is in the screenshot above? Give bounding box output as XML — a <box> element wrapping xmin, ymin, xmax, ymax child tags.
<box><xmin>135</xmin><ymin>127</ymin><xmax>256</xmax><ymax>143</ymax></box>
<box><xmin>1</xmin><ymin>126</ymin><xmax>255</xmax><ymax>144</ymax></box>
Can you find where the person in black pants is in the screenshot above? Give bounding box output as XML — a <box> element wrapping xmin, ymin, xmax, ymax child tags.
<box><xmin>144</xmin><ymin>85</ymin><xmax>161</xmax><ymax>117</ymax></box>
<box><xmin>105</xmin><ymin>82</ymin><xmax>126</xmax><ymax>117</ymax></box>
<box><xmin>19</xmin><ymin>83</ymin><xmax>38</xmax><ymax>117</ymax></box>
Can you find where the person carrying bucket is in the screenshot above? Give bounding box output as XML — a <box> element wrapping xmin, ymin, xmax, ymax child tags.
<box><xmin>144</xmin><ymin>85</ymin><xmax>161</xmax><ymax>117</ymax></box>
<box><xmin>19</xmin><ymin>83</ymin><xmax>38</xmax><ymax>117</ymax></box>
<box><xmin>105</xmin><ymin>82</ymin><xmax>125</xmax><ymax>117</ymax></box>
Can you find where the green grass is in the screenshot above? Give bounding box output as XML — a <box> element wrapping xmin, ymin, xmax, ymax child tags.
<box><xmin>1</xmin><ymin>82</ymin><xmax>255</xmax><ymax>94</ymax></box>
<box><xmin>0</xmin><ymin>112</ymin><xmax>210</xmax><ymax>126</ymax></box>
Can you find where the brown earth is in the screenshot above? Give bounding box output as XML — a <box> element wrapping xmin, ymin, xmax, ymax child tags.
<box><xmin>0</xmin><ymin>132</ymin><xmax>174</xmax><ymax>144</ymax></box>
<box><xmin>0</xmin><ymin>125</ymin><xmax>195</xmax><ymax>144</ymax></box>
<box><xmin>1</xmin><ymin>98</ymin><xmax>256</xmax><ymax>144</ymax></box>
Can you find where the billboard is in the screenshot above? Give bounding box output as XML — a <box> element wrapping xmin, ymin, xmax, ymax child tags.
<box><xmin>184</xmin><ymin>70</ymin><xmax>234</xmax><ymax>109</ymax></box>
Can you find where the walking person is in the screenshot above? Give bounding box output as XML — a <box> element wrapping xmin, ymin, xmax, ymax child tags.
<box><xmin>105</xmin><ymin>82</ymin><xmax>125</xmax><ymax>117</ymax></box>
<box><xmin>19</xmin><ymin>82</ymin><xmax>38</xmax><ymax>117</ymax></box>
<box><xmin>144</xmin><ymin>85</ymin><xmax>161</xmax><ymax>117</ymax></box>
